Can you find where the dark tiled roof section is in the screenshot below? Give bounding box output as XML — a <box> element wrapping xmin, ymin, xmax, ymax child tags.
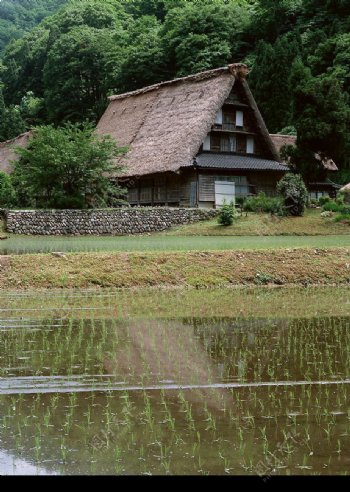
<box><xmin>194</xmin><ymin>153</ymin><xmax>289</xmax><ymax>171</ymax></box>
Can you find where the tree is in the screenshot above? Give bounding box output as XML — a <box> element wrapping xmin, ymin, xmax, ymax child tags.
<box><xmin>290</xmin><ymin>58</ymin><xmax>350</xmax><ymax>172</ymax></box>
<box><xmin>247</xmin><ymin>0</ymin><xmax>302</xmax><ymax>44</ymax></box>
<box><xmin>249</xmin><ymin>35</ymin><xmax>299</xmax><ymax>133</ymax></box>
<box><xmin>0</xmin><ymin>171</ymin><xmax>17</xmax><ymax>208</ymax></box>
<box><xmin>218</xmin><ymin>201</ymin><xmax>238</xmax><ymax>226</ymax></box>
<box><xmin>161</xmin><ymin>1</ymin><xmax>250</xmax><ymax>77</ymax></box>
<box><xmin>12</xmin><ymin>122</ymin><xmax>127</xmax><ymax>209</ymax></box>
<box><xmin>43</xmin><ymin>26</ymin><xmax>127</xmax><ymax>123</ymax></box>
<box><xmin>113</xmin><ymin>16</ymin><xmax>167</xmax><ymax>93</ymax></box>
<box><xmin>0</xmin><ymin>0</ymin><xmax>68</xmax><ymax>54</ymax></box>
<box><xmin>0</xmin><ymin>89</ymin><xmax>26</xmax><ymax>142</ymax></box>
<box><xmin>1</xmin><ymin>1</ymin><xmax>132</xmax><ymax>121</ymax></box>
<box><xmin>277</xmin><ymin>173</ymin><xmax>308</xmax><ymax>216</ymax></box>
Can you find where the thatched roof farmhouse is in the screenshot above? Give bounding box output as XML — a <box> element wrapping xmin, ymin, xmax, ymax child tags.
<box><xmin>97</xmin><ymin>63</ymin><xmax>338</xmax><ymax>207</ymax></box>
<box><xmin>0</xmin><ymin>64</ymin><xmax>339</xmax><ymax>206</ymax></box>
<box><xmin>96</xmin><ymin>64</ymin><xmax>289</xmax><ymax>207</ymax></box>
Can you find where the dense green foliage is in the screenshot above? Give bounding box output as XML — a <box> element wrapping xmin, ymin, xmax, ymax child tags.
<box><xmin>277</xmin><ymin>173</ymin><xmax>308</xmax><ymax>216</ymax></box>
<box><xmin>243</xmin><ymin>192</ymin><xmax>284</xmax><ymax>215</ymax></box>
<box><xmin>0</xmin><ymin>0</ymin><xmax>349</xmax><ymax>181</ymax></box>
<box><xmin>0</xmin><ymin>170</ymin><xmax>16</xmax><ymax>207</ymax></box>
<box><xmin>0</xmin><ymin>88</ymin><xmax>26</xmax><ymax>141</ymax></box>
<box><xmin>0</xmin><ymin>0</ymin><xmax>68</xmax><ymax>53</ymax></box>
<box><xmin>12</xmin><ymin>123</ymin><xmax>126</xmax><ymax>209</ymax></box>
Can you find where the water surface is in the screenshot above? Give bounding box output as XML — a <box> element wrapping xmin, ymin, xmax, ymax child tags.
<box><xmin>0</xmin><ymin>288</ymin><xmax>349</xmax><ymax>475</ymax></box>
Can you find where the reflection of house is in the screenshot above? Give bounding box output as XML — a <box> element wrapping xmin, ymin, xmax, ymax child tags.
<box><xmin>270</xmin><ymin>134</ymin><xmax>341</xmax><ymax>199</ymax></box>
<box><xmin>96</xmin><ymin>64</ymin><xmax>288</xmax><ymax>208</ymax></box>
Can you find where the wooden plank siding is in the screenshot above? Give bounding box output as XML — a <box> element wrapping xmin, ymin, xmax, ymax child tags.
<box><xmin>127</xmin><ymin>173</ymin><xmax>181</xmax><ymax>206</ymax></box>
<box><xmin>126</xmin><ymin>170</ymin><xmax>284</xmax><ymax>207</ymax></box>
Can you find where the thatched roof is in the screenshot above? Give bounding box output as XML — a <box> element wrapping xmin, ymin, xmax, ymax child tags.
<box><xmin>340</xmin><ymin>183</ymin><xmax>350</xmax><ymax>193</ymax></box>
<box><xmin>270</xmin><ymin>134</ymin><xmax>338</xmax><ymax>172</ymax></box>
<box><xmin>0</xmin><ymin>132</ymin><xmax>32</xmax><ymax>174</ymax></box>
<box><xmin>269</xmin><ymin>134</ymin><xmax>297</xmax><ymax>156</ymax></box>
<box><xmin>96</xmin><ymin>64</ymin><xmax>280</xmax><ymax>177</ymax></box>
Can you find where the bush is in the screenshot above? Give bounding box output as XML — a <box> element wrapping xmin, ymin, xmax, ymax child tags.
<box><xmin>218</xmin><ymin>201</ymin><xmax>238</xmax><ymax>226</ymax></box>
<box><xmin>318</xmin><ymin>196</ymin><xmax>331</xmax><ymax>206</ymax></box>
<box><xmin>323</xmin><ymin>200</ymin><xmax>340</xmax><ymax>212</ymax></box>
<box><xmin>0</xmin><ymin>171</ymin><xmax>17</xmax><ymax>208</ymax></box>
<box><xmin>277</xmin><ymin>173</ymin><xmax>308</xmax><ymax>217</ymax></box>
<box><xmin>323</xmin><ymin>200</ymin><xmax>350</xmax><ymax>215</ymax></box>
<box><xmin>335</xmin><ymin>214</ymin><xmax>350</xmax><ymax>224</ymax></box>
<box><xmin>243</xmin><ymin>192</ymin><xmax>284</xmax><ymax>215</ymax></box>
<box><xmin>336</xmin><ymin>195</ymin><xmax>345</xmax><ymax>206</ymax></box>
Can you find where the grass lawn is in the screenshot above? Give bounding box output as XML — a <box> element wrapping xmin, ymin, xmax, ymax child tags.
<box><xmin>1</xmin><ymin>233</ymin><xmax>350</xmax><ymax>254</ymax></box>
<box><xmin>163</xmin><ymin>209</ymin><xmax>350</xmax><ymax>236</ymax></box>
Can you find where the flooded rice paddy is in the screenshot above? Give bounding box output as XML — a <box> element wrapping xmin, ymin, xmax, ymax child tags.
<box><xmin>0</xmin><ymin>287</ymin><xmax>350</xmax><ymax>476</ymax></box>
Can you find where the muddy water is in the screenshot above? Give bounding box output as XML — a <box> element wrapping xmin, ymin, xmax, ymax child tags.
<box><xmin>0</xmin><ymin>290</ymin><xmax>349</xmax><ymax>475</ymax></box>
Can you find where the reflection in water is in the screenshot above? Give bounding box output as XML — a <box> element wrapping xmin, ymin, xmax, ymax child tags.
<box><xmin>0</xmin><ymin>450</ymin><xmax>57</xmax><ymax>476</ymax></box>
<box><xmin>0</xmin><ymin>312</ymin><xmax>349</xmax><ymax>475</ymax></box>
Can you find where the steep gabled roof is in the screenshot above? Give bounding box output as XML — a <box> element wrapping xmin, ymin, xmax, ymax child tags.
<box><xmin>270</xmin><ymin>134</ymin><xmax>338</xmax><ymax>172</ymax></box>
<box><xmin>0</xmin><ymin>132</ymin><xmax>32</xmax><ymax>174</ymax></box>
<box><xmin>96</xmin><ymin>64</ymin><xmax>280</xmax><ymax>177</ymax></box>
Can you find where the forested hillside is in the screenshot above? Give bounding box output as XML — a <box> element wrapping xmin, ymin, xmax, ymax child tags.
<box><xmin>0</xmin><ymin>0</ymin><xmax>349</xmax><ymax>180</ymax></box>
<box><xmin>0</xmin><ymin>0</ymin><xmax>68</xmax><ymax>53</ymax></box>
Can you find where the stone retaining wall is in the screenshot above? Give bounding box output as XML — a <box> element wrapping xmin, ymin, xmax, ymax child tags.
<box><xmin>5</xmin><ymin>208</ymin><xmax>218</xmax><ymax>235</ymax></box>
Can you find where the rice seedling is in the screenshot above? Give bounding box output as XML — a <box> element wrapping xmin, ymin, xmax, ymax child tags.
<box><xmin>0</xmin><ymin>288</ymin><xmax>349</xmax><ymax>475</ymax></box>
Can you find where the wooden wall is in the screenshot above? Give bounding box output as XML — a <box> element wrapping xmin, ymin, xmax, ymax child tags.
<box><xmin>126</xmin><ymin>170</ymin><xmax>284</xmax><ymax>207</ymax></box>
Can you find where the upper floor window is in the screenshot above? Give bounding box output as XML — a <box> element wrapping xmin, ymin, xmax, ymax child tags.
<box><xmin>223</xmin><ymin>112</ymin><xmax>235</xmax><ymax>131</ymax></box>
<box><xmin>236</xmin><ymin>110</ymin><xmax>244</xmax><ymax>128</ymax></box>
<box><xmin>247</xmin><ymin>137</ymin><xmax>255</xmax><ymax>154</ymax></box>
<box><xmin>202</xmin><ymin>133</ymin><xmax>255</xmax><ymax>154</ymax></box>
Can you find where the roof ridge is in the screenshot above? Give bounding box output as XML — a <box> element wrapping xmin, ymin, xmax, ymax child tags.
<box><xmin>108</xmin><ymin>64</ymin><xmax>248</xmax><ymax>102</ymax></box>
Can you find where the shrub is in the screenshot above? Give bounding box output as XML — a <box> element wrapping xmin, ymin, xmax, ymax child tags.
<box><xmin>318</xmin><ymin>196</ymin><xmax>331</xmax><ymax>206</ymax></box>
<box><xmin>335</xmin><ymin>214</ymin><xmax>350</xmax><ymax>224</ymax></box>
<box><xmin>0</xmin><ymin>171</ymin><xmax>17</xmax><ymax>208</ymax></box>
<box><xmin>218</xmin><ymin>201</ymin><xmax>238</xmax><ymax>226</ymax></box>
<box><xmin>323</xmin><ymin>200</ymin><xmax>350</xmax><ymax>215</ymax></box>
<box><xmin>277</xmin><ymin>173</ymin><xmax>308</xmax><ymax>217</ymax></box>
<box><xmin>323</xmin><ymin>200</ymin><xmax>340</xmax><ymax>212</ymax></box>
<box><xmin>243</xmin><ymin>192</ymin><xmax>284</xmax><ymax>215</ymax></box>
<box><xmin>336</xmin><ymin>195</ymin><xmax>345</xmax><ymax>206</ymax></box>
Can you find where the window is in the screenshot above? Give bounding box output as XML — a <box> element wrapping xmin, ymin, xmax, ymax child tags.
<box><xmin>215</xmin><ymin>175</ymin><xmax>249</xmax><ymax>197</ymax></box>
<box><xmin>220</xmin><ymin>135</ymin><xmax>236</xmax><ymax>152</ymax></box>
<box><xmin>236</xmin><ymin>134</ymin><xmax>246</xmax><ymax>153</ymax></box>
<box><xmin>215</xmin><ymin>109</ymin><xmax>223</xmax><ymax>125</ymax></box>
<box><xmin>247</xmin><ymin>137</ymin><xmax>254</xmax><ymax>154</ymax></box>
<box><xmin>211</xmin><ymin>134</ymin><xmax>221</xmax><ymax>152</ymax></box>
<box><xmin>223</xmin><ymin>112</ymin><xmax>235</xmax><ymax>131</ymax></box>
<box><xmin>203</xmin><ymin>134</ymin><xmax>211</xmax><ymax>151</ymax></box>
<box><xmin>210</xmin><ymin>134</ymin><xmax>236</xmax><ymax>152</ymax></box>
<box><xmin>236</xmin><ymin>110</ymin><xmax>244</xmax><ymax>128</ymax></box>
